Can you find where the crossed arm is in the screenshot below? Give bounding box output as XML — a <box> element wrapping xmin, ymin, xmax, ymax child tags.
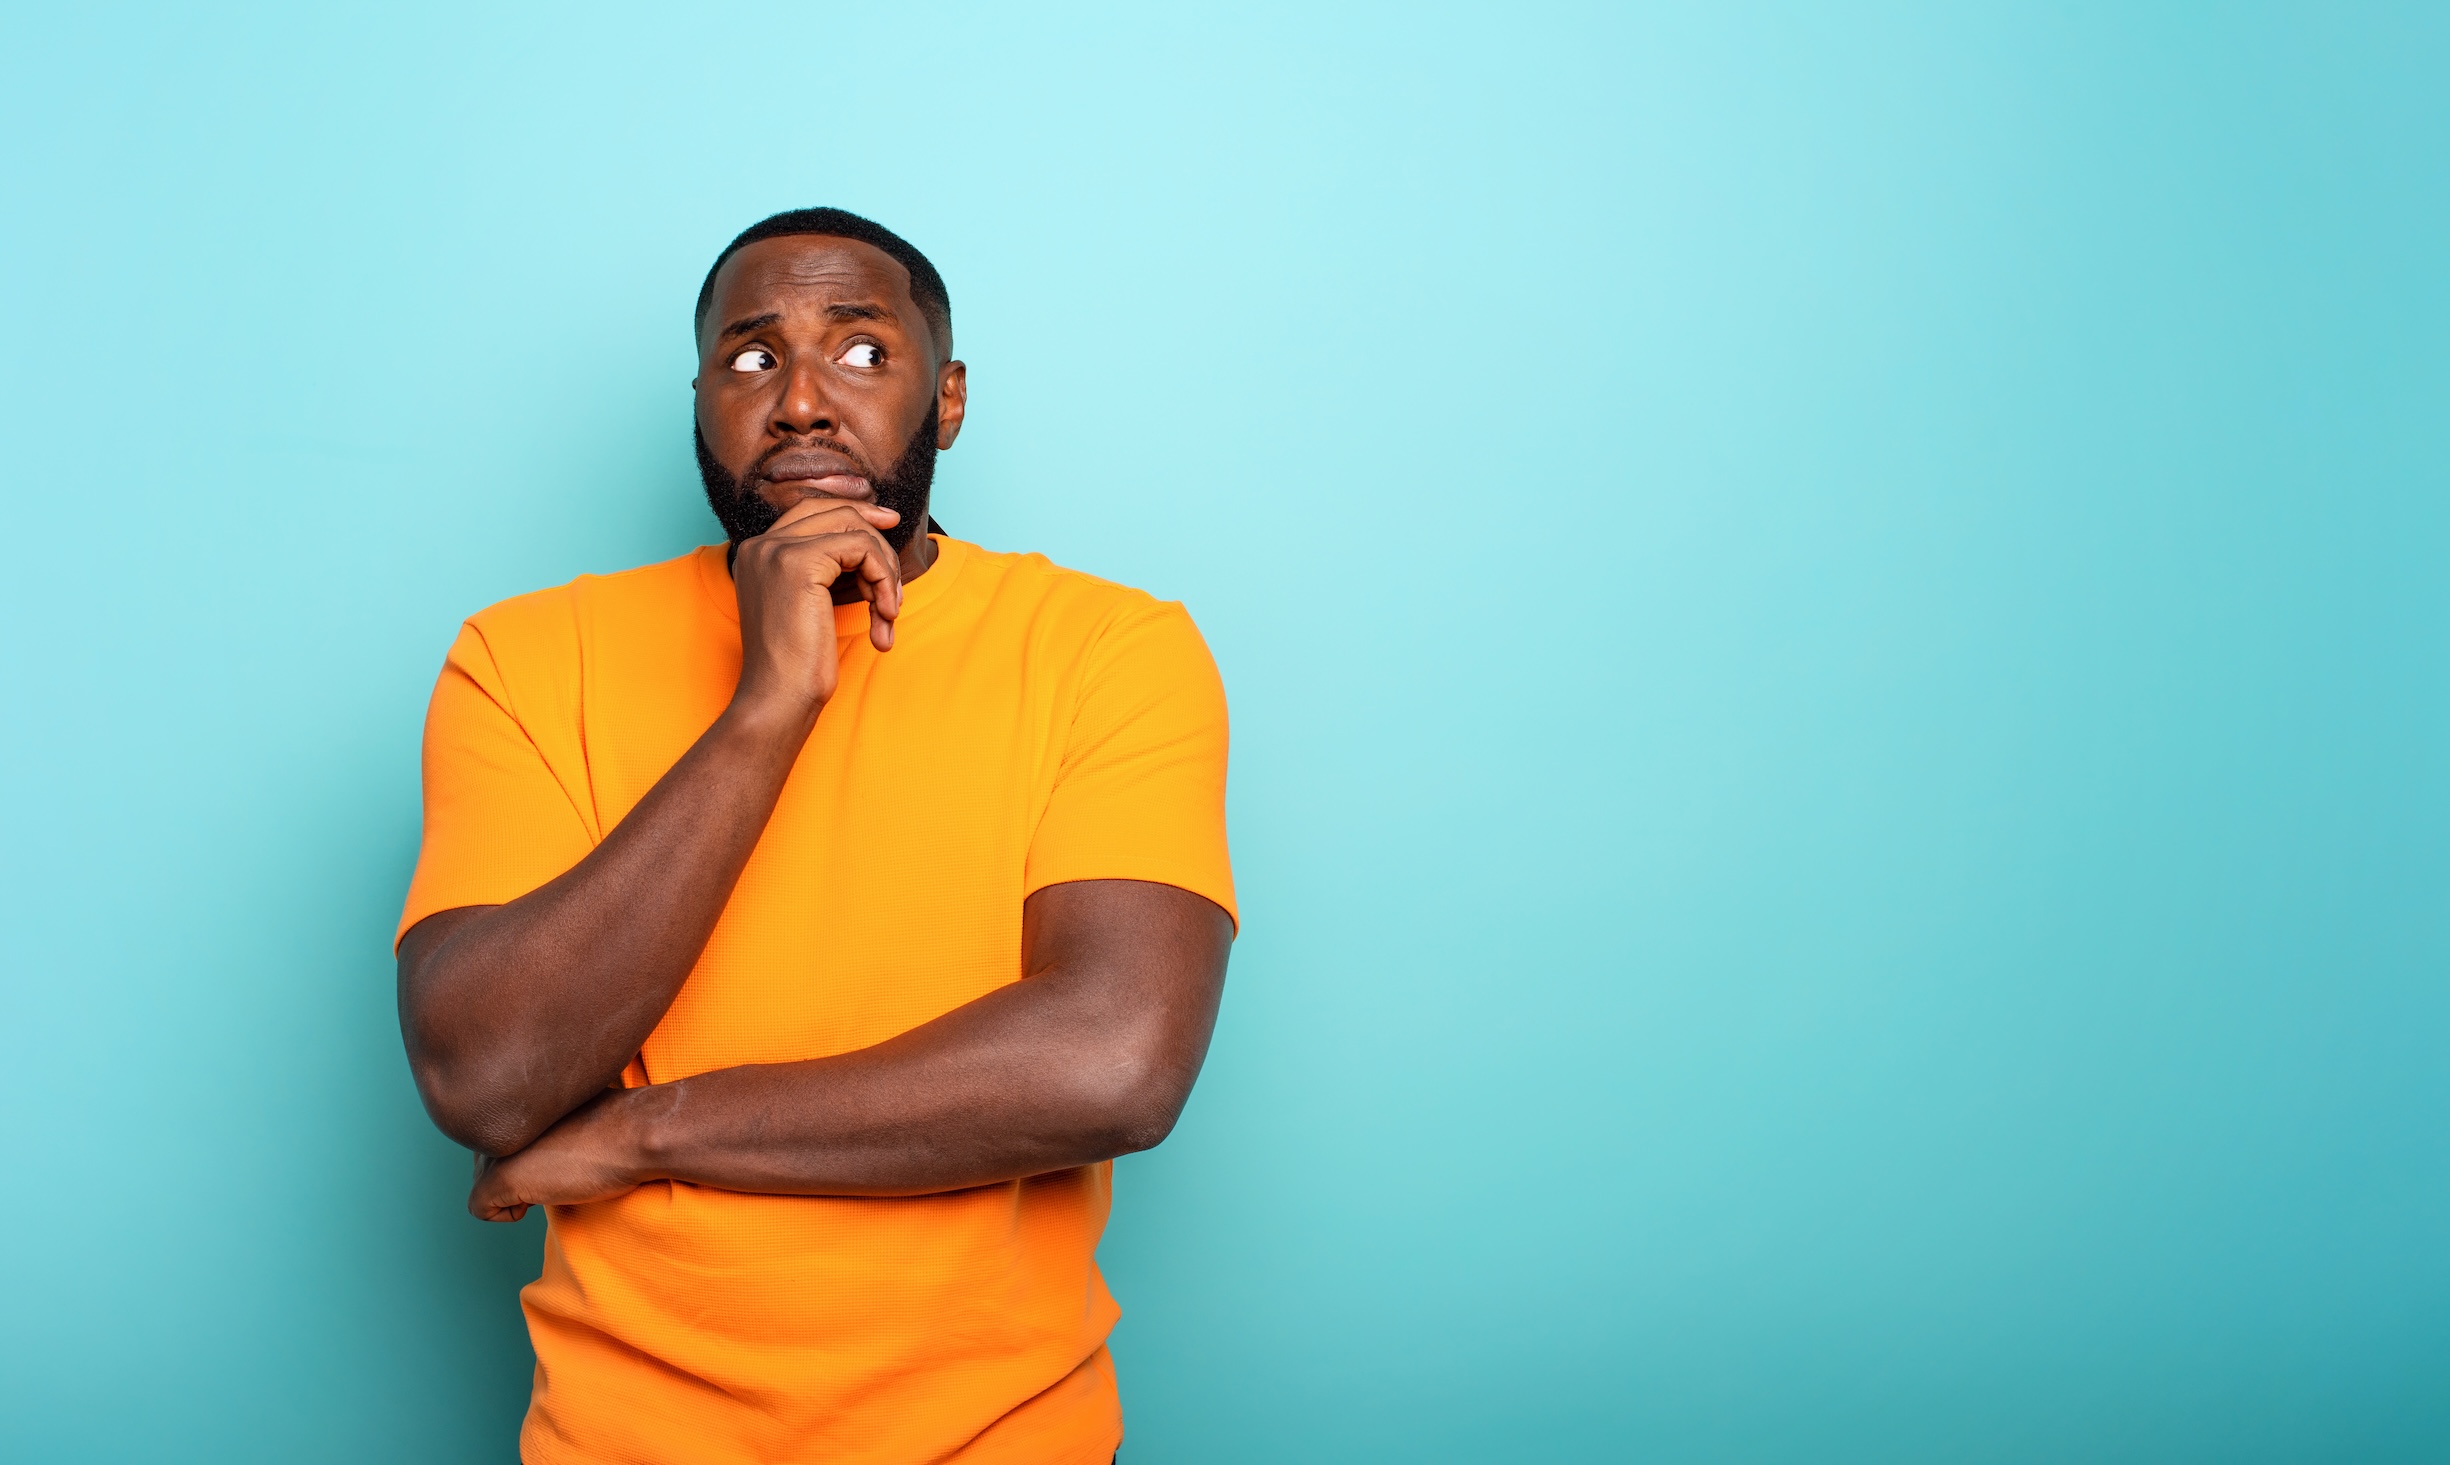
<box><xmin>396</xmin><ymin>498</ymin><xmax>1232</xmax><ymax>1220</ymax></box>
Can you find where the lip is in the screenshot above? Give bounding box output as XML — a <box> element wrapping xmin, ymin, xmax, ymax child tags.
<box><xmin>756</xmin><ymin>447</ymin><xmax>874</xmax><ymax>500</ymax></box>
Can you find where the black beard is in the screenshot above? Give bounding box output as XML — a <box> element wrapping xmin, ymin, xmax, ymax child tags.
<box><xmin>696</xmin><ymin>404</ymin><xmax>938</xmax><ymax>550</ymax></box>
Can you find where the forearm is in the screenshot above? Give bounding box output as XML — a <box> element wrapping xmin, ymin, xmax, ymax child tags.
<box><xmin>402</xmin><ymin>701</ymin><xmax>813</xmax><ymax>1155</ymax></box>
<box><xmin>462</xmin><ymin>881</ymin><xmax>1234</xmax><ymax>1220</ymax></box>
<box><xmin>623</xmin><ymin>964</ymin><xmax>1194</xmax><ymax>1195</ymax></box>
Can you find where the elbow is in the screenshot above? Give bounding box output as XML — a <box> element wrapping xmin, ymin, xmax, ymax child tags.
<box><xmin>1109</xmin><ymin>1104</ymin><xmax>1182</xmax><ymax>1157</ymax></box>
<box><xmin>409</xmin><ymin>1052</ymin><xmax>548</xmax><ymax>1158</ymax></box>
<box><xmin>1079</xmin><ymin>1049</ymin><xmax>1194</xmax><ymax>1158</ymax></box>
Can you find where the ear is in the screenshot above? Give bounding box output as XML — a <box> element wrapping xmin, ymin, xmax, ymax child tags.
<box><xmin>935</xmin><ymin>360</ymin><xmax>968</xmax><ymax>450</ymax></box>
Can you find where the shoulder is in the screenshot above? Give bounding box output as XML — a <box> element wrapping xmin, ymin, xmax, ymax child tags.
<box><xmin>454</xmin><ymin>548</ymin><xmax>713</xmax><ymax>671</ymax></box>
<box><xmin>951</xmin><ymin>543</ymin><xmax>1224</xmax><ymax>711</ymax></box>
<box><xmin>955</xmin><ymin>542</ymin><xmax>1201</xmax><ymax>647</ymax></box>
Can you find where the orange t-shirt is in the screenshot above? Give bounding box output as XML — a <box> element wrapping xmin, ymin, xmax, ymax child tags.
<box><xmin>398</xmin><ymin>536</ymin><xmax>1234</xmax><ymax>1465</ymax></box>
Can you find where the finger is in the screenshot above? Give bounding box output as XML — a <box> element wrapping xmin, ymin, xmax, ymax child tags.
<box><xmin>782</xmin><ymin>531</ymin><xmax>904</xmax><ymax>631</ymax></box>
<box><xmin>870</xmin><ymin>577</ymin><xmax>896</xmax><ymax>651</ymax></box>
<box><xmin>766</xmin><ymin>505</ymin><xmax>899</xmax><ymax>542</ymax></box>
<box><xmin>851</xmin><ymin>536</ymin><xmax>902</xmax><ymax>643</ymax></box>
<box><xmin>767</xmin><ymin>496</ymin><xmax>900</xmax><ymax>537</ymax></box>
<box><xmin>767</xmin><ymin>486</ymin><xmax>896</xmax><ymax>523</ymax></box>
<box><xmin>846</xmin><ymin>536</ymin><xmax>902</xmax><ymax>651</ymax></box>
<box><xmin>469</xmin><ymin>1180</ymin><xmax>528</xmax><ymax>1222</ymax></box>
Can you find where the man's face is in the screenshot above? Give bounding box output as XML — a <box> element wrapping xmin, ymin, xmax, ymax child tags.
<box><xmin>694</xmin><ymin>235</ymin><xmax>965</xmax><ymax>548</ymax></box>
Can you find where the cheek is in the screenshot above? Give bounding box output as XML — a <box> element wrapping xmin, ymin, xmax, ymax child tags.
<box><xmin>696</xmin><ymin>384</ymin><xmax>763</xmax><ymax>449</ymax></box>
<box><xmin>696</xmin><ymin>401</ymin><xmax>781</xmax><ymax>497</ymax></box>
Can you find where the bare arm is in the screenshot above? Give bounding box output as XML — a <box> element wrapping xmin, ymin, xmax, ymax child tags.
<box><xmin>465</xmin><ymin>878</ymin><xmax>1232</xmax><ymax>1218</ymax></box>
<box><xmin>398</xmin><ymin>496</ymin><xmax>910</xmax><ymax>1157</ymax></box>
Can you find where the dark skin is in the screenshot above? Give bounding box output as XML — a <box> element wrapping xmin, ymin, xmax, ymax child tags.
<box><xmin>396</xmin><ymin>235</ymin><xmax>1234</xmax><ymax>1220</ymax></box>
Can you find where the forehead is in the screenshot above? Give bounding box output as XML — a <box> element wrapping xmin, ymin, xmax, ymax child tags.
<box><xmin>701</xmin><ymin>234</ymin><xmax>919</xmax><ymax>343</ymax></box>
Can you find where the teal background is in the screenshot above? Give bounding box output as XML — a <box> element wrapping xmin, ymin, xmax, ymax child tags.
<box><xmin>3</xmin><ymin>3</ymin><xmax>2445</xmax><ymax>1460</ymax></box>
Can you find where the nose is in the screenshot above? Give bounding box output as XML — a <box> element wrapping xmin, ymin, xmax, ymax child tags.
<box><xmin>772</xmin><ymin>355</ymin><xmax>836</xmax><ymax>436</ymax></box>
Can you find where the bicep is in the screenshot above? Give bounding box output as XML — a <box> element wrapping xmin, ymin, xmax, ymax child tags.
<box><xmin>395</xmin><ymin>905</ymin><xmax>501</xmax><ymax>1042</ymax></box>
<box><xmin>397</xmin><ymin>903</ymin><xmax>495</xmax><ymax>975</ymax></box>
<box><xmin>1021</xmin><ymin>879</ymin><xmax>1234</xmax><ymax>1070</ymax></box>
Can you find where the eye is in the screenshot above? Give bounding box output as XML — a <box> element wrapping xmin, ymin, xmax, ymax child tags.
<box><xmin>728</xmin><ymin>347</ymin><xmax>776</xmax><ymax>373</ymax></box>
<box><xmin>837</xmin><ymin>341</ymin><xmax>884</xmax><ymax>368</ymax></box>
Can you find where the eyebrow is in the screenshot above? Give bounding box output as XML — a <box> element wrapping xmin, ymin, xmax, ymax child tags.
<box><xmin>715</xmin><ymin>302</ymin><xmax>894</xmax><ymax>344</ymax></box>
<box><xmin>716</xmin><ymin>312</ymin><xmax>783</xmax><ymax>343</ymax></box>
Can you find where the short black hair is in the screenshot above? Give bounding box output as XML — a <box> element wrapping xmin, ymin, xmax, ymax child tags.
<box><xmin>694</xmin><ymin>207</ymin><xmax>952</xmax><ymax>355</ymax></box>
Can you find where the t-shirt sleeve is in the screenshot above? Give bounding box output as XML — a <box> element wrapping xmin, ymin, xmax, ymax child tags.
<box><xmin>396</xmin><ymin>621</ymin><xmax>598</xmax><ymax>948</ymax></box>
<box><xmin>1024</xmin><ymin>601</ymin><xmax>1236</xmax><ymax>927</ymax></box>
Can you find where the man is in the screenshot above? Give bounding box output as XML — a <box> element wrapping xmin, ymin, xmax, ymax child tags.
<box><xmin>395</xmin><ymin>207</ymin><xmax>1235</xmax><ymax>1464</ymax></box>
